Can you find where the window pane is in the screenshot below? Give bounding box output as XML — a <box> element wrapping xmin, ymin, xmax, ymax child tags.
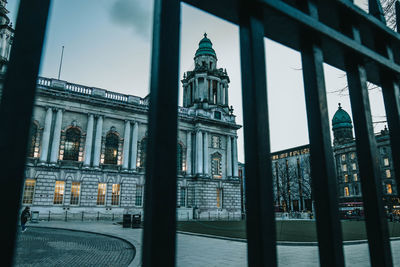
<box><xmin>180</xmin><ymin>187</ymin><xmax>186</xmax><ymax>207</ymax></box>
<box><xmin>387</xmin><ymin>184</ymin><xmax>393</xmax><ymax>194</ymax></box>
<box><xmin>104</xmin><ymin>133</ymin><xmax>119</xmax><ymax>164</ymax></box>
<box><xmin>135</xmin><ymin>185</ymin><xmax>143</xmax><ymax>206</ymax></box>
<box><xmin>70</xmin><ymin>182</ymin><xmax>81</xmax><ymax>205</ymax></box>
<box><xmin>63</xmin><ymin>128</ymin><xmax>81</xmax><ymax>161</ymax></box>
<box><xmin>22</xmin><ymin>179</ymin><xmax>36</xmax><ymax>204</ymax></box>
<box><xmin>97</xmin><ymin>183</ymin><xmax>106</xmax><ymax>205</ymax></box>
<box><xmin>384</xmin><ymin>158</ymin><xmax>389</xmax><ymax>166</ymax></box>
<box><xmin>111</xmin><ymin>184</ymin><xmax>120</xmax><ymax>205</ymax></box>
<box><xmin>53</xmin><ymin>181</ymin><xmax>65</xmax><ymax>204</ymax></box>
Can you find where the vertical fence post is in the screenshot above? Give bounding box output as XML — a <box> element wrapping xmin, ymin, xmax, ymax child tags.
<box><xmin>82</xmin><ymin>211</ymin><xmax>84</xmax><ymax>221</ymax></box>
<box><xmin>97</xmin><ymin>211</ymin><xmax>99</xmax><ymax>221</ymax></box>
<box><xmin>141</xmin><ymin>0</ymin><xmax>181</xmax><ymax>266</ymax></box>
<box><xmin>239</xmin><ymin>1</ymin><xmax>277</xmax><ymax>265</ymax></box>
<box><xmin>0</xmin><ymin>1</ymin><xmax>51</xmax><ymax>266</ymax></box>
<box><xmin>298</xmin><ymin>1</ymin><xmax>345</xmax><ymax>265</ymax></box>
<box><xmin>371</xmin><ymin>0</ymin><xmax>400</xmax><ymax>210</ymax></box>
<box><xmin>339</xmin><ymin>5</ymin><xmax>393</xmax><ymax>264</ymax></box>
<box><xmin>65</xmin><ymin>211</ymin><xmax>67</xmax><ymax>222</ymax></box>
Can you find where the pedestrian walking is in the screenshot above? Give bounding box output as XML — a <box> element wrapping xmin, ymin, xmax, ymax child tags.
<box><xmin>21</xmin><ymin>206</ymin><xmax>31</xmax><ymax>232</ymax></box>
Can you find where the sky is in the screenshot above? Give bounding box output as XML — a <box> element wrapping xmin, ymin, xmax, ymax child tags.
<box><xmin>7</xmin><ymin>0</ymin><xmax>388</xmax><ymax>162</ymax></box>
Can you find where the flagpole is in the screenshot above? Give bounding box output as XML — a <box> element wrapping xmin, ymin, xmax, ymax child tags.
<box><xmin>57</xmin><ymin>45</ymin><xmax>64</xmax><ymax>80</ymax></box>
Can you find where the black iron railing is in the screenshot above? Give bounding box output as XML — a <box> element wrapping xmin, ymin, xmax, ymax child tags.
<box><xmin>2</xmin><ymin>0</ymin><xmax>400</xmax><ymax>266</ymax></box>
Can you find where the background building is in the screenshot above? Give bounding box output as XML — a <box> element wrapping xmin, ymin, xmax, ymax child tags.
<box><xmin>332</xmin><ymin>104</ymin><xmax>399</xmax><ymax>216</ymax></box>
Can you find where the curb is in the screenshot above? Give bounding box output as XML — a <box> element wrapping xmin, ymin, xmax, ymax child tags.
<box><xmin>177</xmin><ymin>231</ymin><xmax>400</xmax><ymax>246</ymax></box>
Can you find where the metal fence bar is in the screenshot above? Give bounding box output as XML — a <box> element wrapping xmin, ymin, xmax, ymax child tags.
<box><xmin>298</xmin><ymin>1</ymin><xmax>345</xmax><ymax>265</ymax></box>
<box><xmin>0</xmin><ymin>1</ymin><xmax>51</xmax><ymax>266</ymax></box>
<box><xmin>142</xmin><ymin>0</ymin><xmax>180</xmax><ymax>266</ymax></box>
<box><xmin>238</xmin><ymin>2</ymin><xmax>277</xmax><ymax>266</ymax></box>
<box><xmin>370</xmin><ymin>0</ymin><xmax>400</xmax><ymax>210</ymax></box>
<box><xmin>343</xmin><ymin>19</ymin><xmax>393</xmax><ymax>265</ymax></box>
<box><xmin>183</xmin><ymin>0</ymin><xmax>400</xmax><ymax>85</ymax></box>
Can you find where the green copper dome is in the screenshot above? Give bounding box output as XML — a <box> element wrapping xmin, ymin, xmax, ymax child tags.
<box><xmin>195</xmin><ymin>33</ymin><xmax>217</xmax><ymax>58</ymax></box>
<box><xmin>332</xmin><ymin>103</ymin><xmax>352</xmax><ymax>129</ymax></box>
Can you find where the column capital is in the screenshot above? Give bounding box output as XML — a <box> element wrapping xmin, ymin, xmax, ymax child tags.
<box><xmin>95</xmin><ymin>114</ymin><xmax>104</xmax><ymax>119</ymax></box>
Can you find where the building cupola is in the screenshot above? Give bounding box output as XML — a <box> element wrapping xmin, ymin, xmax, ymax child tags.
<box><xmin>332</xmin><ymin>103</ymin><xmax>354</xmax><ymax>145</ymax></box>
<box><xmin>182</xmin><ymin>33</ymin><xmax>230</xmax><ymax>112</ymax></box>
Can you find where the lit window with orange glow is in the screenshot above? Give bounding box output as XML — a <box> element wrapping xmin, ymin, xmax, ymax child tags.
<box><xmin>22</xmin><ymin>179</ymin><xmax>36</xmax><ymax>204</ymax></box>
<box><xmin>344</xmin><ymin>187</ymin><xmax>350</xmax><ymax>197</ymax></box>
<box><xmin>111</xmin><ymin>184</ymin><xmax>121</xmax><ymax>206</ymax></box>
<box><xmin>97</xmin><ymin>183</ymin><xmax>106</xmax><ymax>205</ymax></box>
<box><xmin>53</xmin><ymin>181</ymin><xmax>65</xmax><ymax>204</ymax></box>
<box><xmin>386</xmin><ymin>184</ymin><xmax>393</xmax><ymax>195</ymax></box>
<box><xmin>216</xmin><ymin>188</ymin><xmax>223</xmax><ymax>208</ymax></box>
<box><xmin>386</xmin><ymin>169</ymin><xmax>391</xmax><ymax>178</ymax></box>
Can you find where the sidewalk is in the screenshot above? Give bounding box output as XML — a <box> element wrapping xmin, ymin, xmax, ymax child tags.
<box><xmin>28</xmin><ymin>221</ymin><xmax>400</xmax><ymax>266</ymax></box>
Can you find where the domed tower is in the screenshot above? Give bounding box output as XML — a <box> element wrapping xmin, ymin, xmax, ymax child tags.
<box><xmin>332</xmin><ymin>103</ymin><xmax>354</xmax><ymax>146</ymax></box>
<box><xmin>182</xmin><ymin>33</ymin><xmax>230</xmax><ymax>112</ymax></box>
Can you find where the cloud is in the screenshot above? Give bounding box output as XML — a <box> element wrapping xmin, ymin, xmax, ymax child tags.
<box><xmin>109</xmin><ymin>0</ymin><xmax>153</xmax><ymax>40</ymax></box>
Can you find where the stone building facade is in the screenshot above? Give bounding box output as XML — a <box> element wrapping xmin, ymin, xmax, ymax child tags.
<box><xmin>260</xmin><ymin>104</ymin><xmax>399</xmax><ymax>215</ymax></box>
<box><xmin>332</xmin><ymin>104</ymin><xmax>399</xmax><ymax>215</ymax></box>
<box><xmin>0</xmin><ymin>3</ymin><xmax>242</xmax><ymax>221</ymax></box>
<box><xmin>271</xmin><ymin>145</ymin><xmax>312</xmax><ymax>212</ymax></box>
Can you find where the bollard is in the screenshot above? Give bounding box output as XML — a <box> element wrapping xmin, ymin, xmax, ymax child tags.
<box><xmin>187</xmin><ymin>212</ymin><xmax>189</xmax><ymax>220</ymax></box>
<box><xmin>228</xmin><ymin>212</ymin><xmax>230</xmax><ymax>220</ymax></box>
<box><xmin>82</xmin><ymin>211</ymin><xmax>84</xmax><ymax>221</ymax></box>
<box><xmin>112</xmin><ymin>213</ymin><xmax>114</xmax><ymax>221</ymax></box>
<box><xmin>65</xmin><ymin>211</ymin><xmax>68</xmax><ymax>221</ymax></box>
<box><xmin>48</xmin><ymin>211</ymin><xmax>51</xmax><ymax>221</ymax></box>
<box><xmin>208</xmin><ymin>211</ymin><xmax>210</xmax><ymax>220</ymax></box>
<box><xmin>97</xmin><ymin>211</ymin><xmax>100</xmax><ymax>221</ymax></box>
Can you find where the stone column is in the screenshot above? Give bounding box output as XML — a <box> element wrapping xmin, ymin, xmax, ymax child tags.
<box><xmin>232</xmin><ymin>136</ymin><xmax>239</xmax><ymax>177</ymax></box>
<box><xmin>93</xmin><ymin>116</ymin><xmax>103</xmax><ymax>167</ymax></box>
<box><xmin>50</xmin><ymin>109</ymin><xmax>63</xmax><ymax>163</ymax></box>
<box><xmin>218</xmin><ymin>82</ymin><xmax>222</xmax><ymax>104</ymax></box>
<box><xmin>122</xmin><ymin>120</ymin><xmax>131</xmax><ymax>169</ymax></box>
<box><xmin>209</xmin><ymin>79</ymin><xmax>213</xmax><ymax>102</ymax></box>
<box><xmin>195</xmin><ymin>78</ymin><xmax>199</xmax><ymax>101</ymax></box>
<box><xmin>225</xmin><ymin>84</ymin><xmax>229</xmax><ymax>106</ymax></box>
<box><xmin>203</xmin><ymin>132</ymin><xmax>209</xmax><ymax>176</ymax></box>
<box><xmin>226</xmin><ymin>136</ymin><xmax>232</xmax><ymax>178</ymax></box>
<box><xmin>40</xmin><ymin>107</ymin><xmax>53</xmax><ymax>162</ymax></box>
<box><xmin>186</xmin><ymin>131</ymin><xmax>192</xmax><ymax>175</ymax></box>
<box><xmin>130</xmin><ymin>122</ymin><xmax>138</xmax><ymax>170</ymax></box>
<box><xmin>196</xmin><ymin>130</ymin><xmax>203</xmax><ymax>175</ymax></box>
<box><xmin>83</xmin><ymin>114</ymin><xmax>94</xmax><ymax>166</ymax></box>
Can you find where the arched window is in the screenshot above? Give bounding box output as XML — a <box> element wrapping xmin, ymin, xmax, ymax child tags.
<box><xmin>104</xmin><ymin>133</ymin><xmax>119</xmax><ymax>164</ymax></box>
<box><xmin>177</xmin><ymin>143</ymin><xmax>183</xmax><ymax>173</ymax></box>
<box><xmin>64</xmin><ymin>128</ymin><xmax>81</xmax><ymax>161</ymax></box>
<box><xmin>27</xmin><ymin>123</ymin><xmax>38</xmax><ymax>157</ymax></box>
<box><xmin>211</xmin><ymin>152</ymin><xmax>222</xmax><ymax>178</ymax></box>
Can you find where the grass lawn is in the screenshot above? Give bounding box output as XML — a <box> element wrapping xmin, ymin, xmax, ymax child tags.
<box><xmin>176</xmin><ymin>220</ymin><xmax>400</xmax><ymax>242</ymax></box>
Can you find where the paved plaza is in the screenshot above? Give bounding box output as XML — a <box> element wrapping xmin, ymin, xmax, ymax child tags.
<box><xmin>14</xmin><ymin>227</ymin><xmax>134</xmax><ymax>267</ymax></box>
<box><xmin>13</xmin><ymin>221</ymin><xmax>400</xmax><ymax>266</ymax></box>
